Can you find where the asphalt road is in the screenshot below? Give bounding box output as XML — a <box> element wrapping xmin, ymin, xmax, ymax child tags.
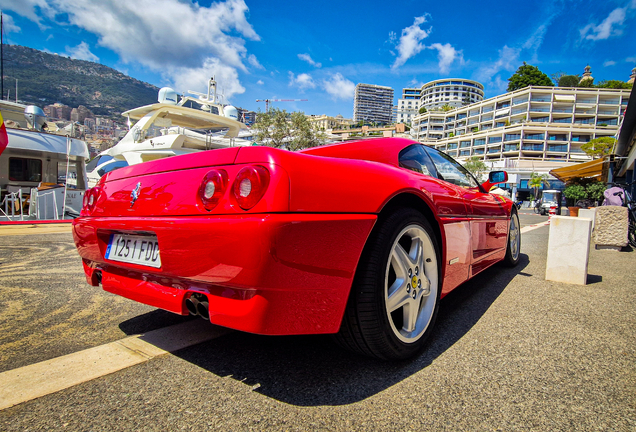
<box><xmin>0</xmin><ymin>217</ymin><xmax>634</xmax><ymax>431</ymax></box>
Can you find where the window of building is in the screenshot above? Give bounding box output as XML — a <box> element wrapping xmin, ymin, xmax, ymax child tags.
<box><xmin>8</xmin><ymin>158</ymin><xmax>43</xmax><ymax>182</ymax></box>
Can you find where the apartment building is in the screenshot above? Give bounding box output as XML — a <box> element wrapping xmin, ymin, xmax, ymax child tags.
<box><xmin>413</xmin><ymin>86</ymin><xmax>629</xmax><ymax>162</ymax></box>
<box><xmin>419</xmin><ymin>79</ymin><xmax>484</xmax><ymax>110</ymax></box>
<box><xmin>396</xmin><ymin>87</ymin><xmax>420</xmax><ymax>124</ymax></box>
<box><xmin>411</xmin><ymin>86</ymin><xmax>631</xmax><ymax>199</ymax></box>
<box><xmin>307</xmin><ymin>114</ymin><xmax>355</xmax><ymax>131</ymax></box>
<box><xmin>353</xmin><ymin>83</ymin><xmax>394</xmax><ymax>124</ymax></box>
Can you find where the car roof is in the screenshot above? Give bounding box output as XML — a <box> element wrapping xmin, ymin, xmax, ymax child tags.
<box><xmin>299</xmin><ymin>137</ymin><xmax>420</xmax><ymax>167</ymax></box>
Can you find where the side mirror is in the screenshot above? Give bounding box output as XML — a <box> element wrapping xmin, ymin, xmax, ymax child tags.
<box><xmin>488</xmin><ymin>171</ymin><xmax>508</xmax><ymax>184</ymax></box>
<box><xmin>481</xmin><ymin>170</ymin><xmax>509</xmax><ymax>193</ymax></box>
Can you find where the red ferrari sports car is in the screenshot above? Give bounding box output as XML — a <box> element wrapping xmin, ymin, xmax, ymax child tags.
<box><xmin>73</xmin><ymin>137</ymin><xmax>520</xmax><ymax>360</ymax></box>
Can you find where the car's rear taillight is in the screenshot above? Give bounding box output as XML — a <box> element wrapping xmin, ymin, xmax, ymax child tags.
<box><xmin>232</xmin><ymin>165</ymin><xmax>270</xmax><ymax>210</ymax></box>
<box><xmin>81</xmin><ymin>187</ymin><xmax>100</xmax><ymax>216</ymax></box>
<box><xmin>198</xmin><ymin>169</ymin><xmax>228</xmax><ymax>211</ymax></box>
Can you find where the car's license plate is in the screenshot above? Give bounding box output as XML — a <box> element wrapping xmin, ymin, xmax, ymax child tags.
<box><xmin>105</xmin><ymin>233</ymin><xmax>161</xmax><ymax>268</ymax></box>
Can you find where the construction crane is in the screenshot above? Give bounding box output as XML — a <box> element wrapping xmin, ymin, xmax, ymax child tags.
<box><xmin>256</xmin><ymin>98</ymin><xmax>308</xmax><ymax>112</ymax></box>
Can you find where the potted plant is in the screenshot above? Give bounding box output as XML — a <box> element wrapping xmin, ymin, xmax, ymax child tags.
<box><xmin>586</xmin><ymin>181</ymin><xmax>606</xmax><ymax>206</ymax></box>
<box><xmin>563</xmin><ymin>184</ymin><xmax>587</xmax><ymax>216</ymax></box>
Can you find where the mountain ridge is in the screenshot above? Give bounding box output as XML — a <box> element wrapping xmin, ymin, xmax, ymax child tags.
<box><xmin>2</xmin><ymin>44</ymin><xmax>160</xmax><ymax>118</ymax></box>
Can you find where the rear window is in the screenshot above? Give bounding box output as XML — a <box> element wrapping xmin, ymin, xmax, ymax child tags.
<box><xmin>98</xmin><ymin>160</ymin><xmax>129</xmax><ymax>177</ymax></box>
<box><xmin>398</xmin><ymin>144</ymin><xmax>436</xmax><ymax>177</ymax></box>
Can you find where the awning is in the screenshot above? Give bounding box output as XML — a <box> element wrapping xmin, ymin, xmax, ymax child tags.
<box><xmin>554</xmin><ymin>94</ymin><xmax>575</xmax><ymax>102</ymax></box>
<box><xmin>549</xmin><ymin>158</ymin><xmax>608</xmax><ymax>182</ymax></box>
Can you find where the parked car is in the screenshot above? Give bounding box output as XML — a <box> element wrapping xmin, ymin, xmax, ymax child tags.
<box><xmin>73</xmin><ymin>138</ymin><xmax>520</xmax><ymax>360</ymax></box>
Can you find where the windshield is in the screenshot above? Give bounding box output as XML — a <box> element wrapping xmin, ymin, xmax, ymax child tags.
<box><xmin>542</xmin><ymin>192</ymin><xmax>557</xmax><ymax>202</ymax></box>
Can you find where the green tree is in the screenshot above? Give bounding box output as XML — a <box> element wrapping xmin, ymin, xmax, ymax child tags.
<box><xmin>507</xmin><ymin>62</ymin><xmax>554</xmax><ymax>91</ymax></box>
<box><xmin>550</xmin><ymin>71</ymin><xmax>566</xmax><ymax>86</ymax></box>
<box><xmin>440</xmin><ymin>103</ymin><xmax>453</xmax><ymax>112</ymax></box>
<box><xmin>418</xmin><ymin>106</ymin><xmax>427</xmax><ymax>114</ymax></box>
<box><xmin>529</xmin><ymin>172</ymin><xmax>550</xmax><ymax>199</ymax></box>
<box><xmin>563</xmin><ymin>184</ymin><xmax>587</xmax><ymax>206</ymax></box>
<box><xmin>558</xmin><ymin>75</ymin><xmax>581</xmax><ymax>87</ymax></box>
<box><xmin>595</xmin><ymin>80</ymin><xmax>633</xmax><ymax>89</ymax></box>
<box><xmin>581</xmin><ymin>137</ymin><xmax>615</xmax><ymax>159</ymax></box>
<box><xmin>586</xmin><ymin>181</ymin><xmax>606</xmax><ymax>203</ymax></box>
<box><xmin>463</xmin><ymin>156</ymin><xmax>489</xmax><ymax>182</ymax></box>
<box><xmin>253</xmin><ymin>108</ymin><xmax>326</xmax><ymax>151</ymax></box>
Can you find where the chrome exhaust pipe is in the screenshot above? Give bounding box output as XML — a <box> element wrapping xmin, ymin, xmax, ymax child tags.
<box><xmin>185</xmin><ymin>297</ymin><xmax>198</xmax><ymax>316</ymax></box>
<box><xmin>196</xmin><ymin>298</ymin><xmax>210</xmax><ymax>320</ymax></box>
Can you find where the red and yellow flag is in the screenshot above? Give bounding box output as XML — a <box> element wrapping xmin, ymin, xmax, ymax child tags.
<box><xmin>0</xmin><ymin>111</ymin><xmax>8</xmax><ymax>156</ymax></box>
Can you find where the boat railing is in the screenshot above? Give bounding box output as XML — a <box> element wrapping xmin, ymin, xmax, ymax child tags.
<box><xmin>0</xmin><ymin>187</ymin><xmax>62</xmax><ymax>221</ymax></box>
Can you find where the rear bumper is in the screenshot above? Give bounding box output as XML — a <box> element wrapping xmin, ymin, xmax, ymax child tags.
<box><xmin>73</xmin><ymin>213</ymin><xmax>376</xmax><ymax>335</ymax></box>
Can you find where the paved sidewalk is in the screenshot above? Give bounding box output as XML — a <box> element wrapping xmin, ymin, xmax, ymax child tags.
<box><xmin>0</xmin><ymin>225</ymin><xmax>634</xmax><ymax>431</ymax></box>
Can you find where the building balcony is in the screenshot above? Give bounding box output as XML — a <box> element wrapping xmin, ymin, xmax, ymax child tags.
<box><xmin>522</xmin><ymin>144</ymin><xmax>545</xmax><ymax>151</ymax></box>
<box><xmin>503</xmin><ymin>144</ymin><xmax>520</xmax><ymax>152</ymax></box>
<box><xmin>547</xmin><ymin>145</ymin><xmax>568</xmax><ymax>152</ymax></box>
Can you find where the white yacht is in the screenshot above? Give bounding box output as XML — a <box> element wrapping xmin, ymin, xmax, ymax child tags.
<box><xmin>0</xmin><ymin>103</ymin><xmax>90</xmax><ymax>221</ymax></box>
<box><xmin>102</xmin><ymin>77</ymin><xmax>250</xmax><ymax>166</ymax></box>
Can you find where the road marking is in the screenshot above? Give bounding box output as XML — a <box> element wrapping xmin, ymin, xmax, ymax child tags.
<box><xmin>0</xmin><ymin>320</ymin><xmax>230</xmax><ymax>410</ymax></box>
<box><xmin>0</xmin><ymin>224</ymin><xmax>72</xmax><ymax>236</ymax></box>
<box><xmin>521</xmin><ymin>220</ymin><xmax>551</xmax><ymax>234</ymax></box>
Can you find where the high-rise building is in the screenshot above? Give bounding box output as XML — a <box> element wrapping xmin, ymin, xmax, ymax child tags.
<box><xmin>396</xmin><ymin>87</ymin><xmax>421</xmax><ymax>124</ymax></box>
<box><xmin>353</xmin><ymin>83</ymin><xmax>394</xmax><ymax>125</ymax></box>
<box><xmin>411</xmin><ymin>85</ymin><xmax>631</xmax><ymax>200</ymax></box>
<box><xmin>418</xmin><ymin>79</ymin><xmax>484</xmax><ymax>111</ymax></box>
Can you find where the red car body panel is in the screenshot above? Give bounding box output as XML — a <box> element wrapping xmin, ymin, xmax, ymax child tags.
<box><xmin>73</xmin><ymin>138</ymin><xmax>514</xmax><ymax>335</ymax></box>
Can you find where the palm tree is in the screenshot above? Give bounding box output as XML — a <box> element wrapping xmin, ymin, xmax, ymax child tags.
<box><xmin>529</xmin><ymin>172</ymin><xmax>550</xmax><ymax>201</ymax></box>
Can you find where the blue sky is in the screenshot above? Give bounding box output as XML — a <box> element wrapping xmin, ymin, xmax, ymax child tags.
<box><xmin>1</xmin><ymin>0</ymin><xmax>635</xmax><ymax>118</ymax></box>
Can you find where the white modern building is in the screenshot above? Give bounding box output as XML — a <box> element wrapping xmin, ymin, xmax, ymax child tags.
<box><xmin>411</xmin><ymin>85</ymin><xmax>631</xmax><ymax>200</ymax></box>
<box><xmin>396</xmin><ymin>87</ymin><xmax>420</xmax><ymax>124</ymax></box>
<box><xmin>419</xmin><ymin>79</ymin><xmax>484</xmax><ymax>110</ymax></box>
<box><xmin>353</xmin><ymin>83</ymin><xmax>394</xmax><ymax>124</ymax></box>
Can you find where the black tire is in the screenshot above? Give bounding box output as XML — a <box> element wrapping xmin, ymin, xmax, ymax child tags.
<box><xmin>334</xmin><ymin>208</ymin><xmax>441</xmax><ymax>360</ymax></box>
<box><xmin>502</xmin><ymin>210</ymin><xmax>521</xmax><ymax>267</ymax></box>
<box><xmin>628</xmin><ymin>217</ymin><xmax>636</xmax><ymax>248</ymax></box>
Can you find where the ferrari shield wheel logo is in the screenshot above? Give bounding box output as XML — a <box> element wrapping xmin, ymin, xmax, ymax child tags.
<box><xmin>130</xmin><ymin>182</ymin><xmax>141</xmax><ymax>207</ymax></box>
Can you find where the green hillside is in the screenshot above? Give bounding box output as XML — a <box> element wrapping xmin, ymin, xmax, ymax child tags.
<box><xmin>2</xmin><ymin>44</ymin><xmax>159</xmax><ymax>118</ymax></box>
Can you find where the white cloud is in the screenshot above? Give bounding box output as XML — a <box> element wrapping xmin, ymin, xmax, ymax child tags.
<box><xmin>298</xmin><ymin>53</ymin><xmax>322</xmax><ymax>68</ymax></box>
<box><xmin>248</xmin><ymin>54</ymin><xmax>264</xmax><ymax>70</ymax></box>
<box><xmin>256</xmin><ymin>80</ymin><xmax>264</xmax><ymax>85</ymax></box>
<box><xmin>2</xmin><ymin>0</ymin><xmax>259</xmax><ymax>100</ymax></box>
<box><xmin>579</xmin><ymin>4</ymin><xmax>633</xmax><ymax>41</ymax></box>
<box><xmin>627</xmin><ymin>56</ymin><xmax>636</xmax><ymax>63</ymax></box>
<box><xmin>428</xmin><ymin>43</ymin><xmax>463</xmax><ymax>74</ymax></box>
<box><xmin>0</xmin><ymin>0</ymin><xmax>47</xmax><ymax>27</ymax></box>
<box><xmin>166</xmin><ymin>58</ymin><xmax>244</xmax><ymax>101</ymax></box>
<box><xmin>322</xmin><ymin>73</ymin><xmax>355</xmax><ymax>101</ymax></box>
<box><xmin>475</xmin><ymin>45</ymin><xmax>520</xmax><ymax>82</ymax></box>
<box><xmin>391</xmin><ymin>15</ymin><xmax>431</xmax><ymax>69</ymax></box>
<box><xmin>288</xmin><ymin>72</ymin><xmax>316</xmax><ymax>90</ymax></box>
<box><xmin>2</xmin><ymin>13</ymin><xmax>21</xmax><ymax>33</ymax></box>
<box><xmin>64</xmin><ymin>42</ymin><xmax>99</xmax><ymax>62</ymax></box>
<box><xmin>603</xmin><ymin>60</ymin><xmax>617</xmax><ymax>67</ymax></box>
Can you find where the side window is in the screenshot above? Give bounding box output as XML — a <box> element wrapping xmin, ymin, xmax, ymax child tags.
<box><xmin>423</xmin><ymin>147</ymin><xmax>479</xmax><ymax>188</ymax></box>
<box><xmin>398</xmin><ymin>144</ymin><xmax>436</xmax><ymax>177</ymax></box>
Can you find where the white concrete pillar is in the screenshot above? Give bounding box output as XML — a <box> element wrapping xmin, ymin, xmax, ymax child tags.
<box><xmin>545</xmin><ymin>216</ymin><xmax>592</xmax><ymax>285</ymax></box>
<box><xmin>578</xmin><ymin>208</ymin><xmax>596</xmax><ymax>229</ymax></box>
